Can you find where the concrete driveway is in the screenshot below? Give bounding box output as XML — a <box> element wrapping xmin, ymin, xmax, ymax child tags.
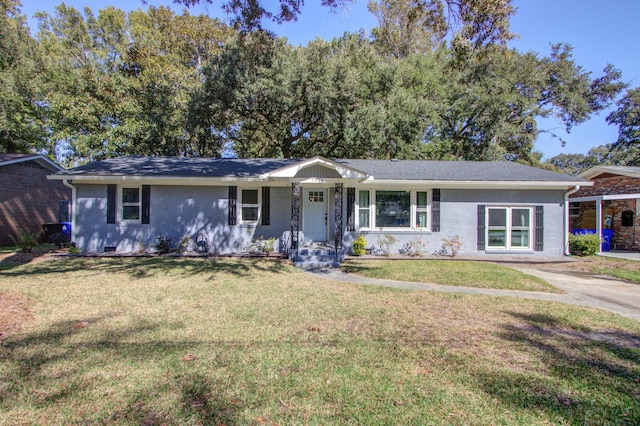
<box><xmin>511</xmin><ymin>267</ymin><xmax>640</xmax><ymax>322</ymax></box>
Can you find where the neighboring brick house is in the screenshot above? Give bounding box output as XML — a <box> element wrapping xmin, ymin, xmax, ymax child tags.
<box><xmin>570</xmin><ymin>166</ymin><xmax>640</xmax><ymax>251</ymax></box>
<box><xmin>0</xmin><ymin>154</ymin><xmax>71</xmax><ymax>246</ymax></box>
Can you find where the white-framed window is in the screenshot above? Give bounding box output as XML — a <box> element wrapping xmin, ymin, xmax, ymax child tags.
<box><xmin>357</xmin><ymin>189</ymin><xmax>430</xmax><ymax>230</ymax></box>
<box><xmin>487</xmin><ymin>206</ymin><xmax>532</xmax><ymax>250</ymax></box>
<box><xmin>358</xmin><ymin>190</ymin><xmax>370</xmax><ymax>228</ymax></box>
<box><xmin>416</xmin><ymin>191</ymin><xmax>428</xmax><ymax>228</ymax></box>
<box><xmin>121</xmin><ymin>186</ymin><xmax>141</xmax><ymax>222</ymax></box>
<box><xmin>240</xmin><ymin>188</ymin><xmax>260</xmax><ymax>223</ymax></box>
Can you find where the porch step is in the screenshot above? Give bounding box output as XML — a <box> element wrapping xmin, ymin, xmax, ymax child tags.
<box><xmin>291</xmin><ymin>248</ymin><xmax>345</xmax><ymax>269</ymax></box>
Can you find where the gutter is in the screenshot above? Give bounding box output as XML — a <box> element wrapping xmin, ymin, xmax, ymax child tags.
<box><xmin>564</xmin><ymin>185</ymin><xmax>581</xmax><ymax>256</ymax></box>
<box><xmin>62</xmin><ymin>180</ymin><xmax>77</xmax><ymax>244</ymax></box>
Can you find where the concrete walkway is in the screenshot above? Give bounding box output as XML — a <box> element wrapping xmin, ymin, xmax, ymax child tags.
<box><xmin>306</xmin><ymin>267</ymin><xmax>640</xmax><ymax>322</ymax></box>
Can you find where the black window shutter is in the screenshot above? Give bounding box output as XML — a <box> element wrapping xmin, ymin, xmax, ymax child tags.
<box><xmin>228</xmin><ymin>186</ymin><xmax>237</xmax><ymax>226</ymax></box>
<box><xmin>432</xmin><ymin>189</ymin><xmax>441</xmax><ymax>232</ymax></box>
<box><xmin>477</xmin><ymin>204</ymin><xmax>486</xmax><ymax>251</ymax></box>
<box><xmin>261</xmin><ymin>186</ymin><xmax>270</xmax><ymax>226</ymax></box>
<box><xmin>346</xmin><ymin>187</ymin><xmax>355</xmax><ymax>231</ymax></box>
<box><xmin>107</xmin><ymin>184</ymin><xmax>116</xmax><ymax>224</ymax></box>
<box><xmin>535</xmin><ymin>205</ymin><xmax>544</xmax><ymax>251</ymax></box>
<box><xmin>141</xmin><ymin>185</ymin><xmax>150</xmax><ymax>224</ymax></box>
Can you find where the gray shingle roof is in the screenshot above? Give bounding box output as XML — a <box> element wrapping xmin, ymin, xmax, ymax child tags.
<box><xmin>55</xmin><ymin>156</ymin><xmax>584</xmax><ymax>182</ymax></box>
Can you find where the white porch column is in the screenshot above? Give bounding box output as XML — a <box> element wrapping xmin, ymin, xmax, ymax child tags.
<box><xmin>595</xmin><ymin>198</ymin><xmax>602</xmax><ymax>253</ymax></box>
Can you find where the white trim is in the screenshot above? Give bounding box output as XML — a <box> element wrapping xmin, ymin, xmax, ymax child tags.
<box><xmin>120</xmin><ymin>185</ymin><xmax>142</xmax><ymax>224</ymax></box>
<box><xmin>356</xmin><ymin>189</ymin><xmax>431</xmax><ymax>232</ymax></box>
<box><xmin>571</xmin><ymin>193</ymin><xmax>640</xmax><ymax>202</ymax></box>
<box><xmin>578</xmin><ymin>166</ymin><xmax>640</xmax><ymax>180</ymax></box>
<box><xmin>2</xmin><ymin>155</ymin><xmax>63</xmax><ymax>172</ymax></box>
<box><xmin>239</xmin><ymin>187</ymin><xmax>261</xmax><ymax>225</ymax></box>
<box><xmin>48</xmin><ymin>174</ymin><xmax>587</xmax><ymax>191</ymax></box>
<box><xmin>485</xmin><ymin>206</ymin><xmax>533</xmax><ymax>251</ymax></box>
<box><xmin>263</xmin><ymin>156</ymin><xmax>368</xmax><ymax>180</ymax></box>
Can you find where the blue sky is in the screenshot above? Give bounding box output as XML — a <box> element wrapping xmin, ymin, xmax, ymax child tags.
<box><xmin>22</xmin><ymin>0</ymin><xmax>639</xmax><ymax>160</ymax></box>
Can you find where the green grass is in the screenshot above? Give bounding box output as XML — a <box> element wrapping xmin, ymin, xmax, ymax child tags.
<box><xmin>343</xmin><ymin>259</ymin><xmax>560</xmax><ymax>292</ymax></box>
<box><xmin>1</xmin><ymin>257</ymin><xmax>639</xmax><ymax>425</ymax></box>
<box><xmin>592</xmin><ymin>257</ymin><xmax>640</xmax><ymax>284</ymax></box>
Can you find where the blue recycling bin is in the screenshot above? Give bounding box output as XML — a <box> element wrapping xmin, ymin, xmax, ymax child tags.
<box><xmin>60</xmin><ymin>222</ymin><xmax>72</xmax><ymax>240</ymax></box>
<box><xmin>601</xmin><ymin>229</ymin><xmax>613</xmax><ymax>252</ymax></box>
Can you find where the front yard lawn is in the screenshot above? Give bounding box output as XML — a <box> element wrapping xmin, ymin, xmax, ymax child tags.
<box><xmin>342</xmin><ymin>258</ymin><xmax>560</xmax><ymax>292</ymax></box>
<box><xmin>1</xmin><ymin>257</ymin><xmax>639</xmax><ymax>425</ymax></box>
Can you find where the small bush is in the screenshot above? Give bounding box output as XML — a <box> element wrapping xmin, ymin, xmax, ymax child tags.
<box><xmin>352</xmin><ymin>235</ymin><xmax>367</xmax><ymax>256</ymax></box>
<box><xmin>400</xmin><ymin>238</ymin><xmax>427</xmax><ymax>257</ymax></box>
<box><xmin>247</xmin><ymin>236</ymin><xmax>277</xmax><ymax>255</ymax></box>
<box><xmin>440</xmin><ymin>235</ymin><xmax>463</xmax><ymax>257</ymax></box>
<box><xmin>178</xmin><ymin>234</ymin><xmax>193</xmax><ymax>254</ymax></box>
<box><xmin>376</xmin><ymin>234</ymin><xmax>397</xmax><ymax>256</ymax></box>
<box><xmin>10</xmin><ymin>229</ymin><xmax>39</xmax><ymax>253</ymax></box>
<box><xmin>155</xmin><ymin>235</ymin><xmax>172</xmax><ymax>255</ymax></box>
<box><xmin>569</xmin><ymin>233</ymin><xmax>601</xmax><ymax>256</ymax></box>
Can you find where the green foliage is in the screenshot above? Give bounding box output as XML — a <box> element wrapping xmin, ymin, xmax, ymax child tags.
<box><xmin>544</xmin><ymin>143</ymin><xmax>639</xmax><ymax>175</ymax></box>
<box><xmin>177</xmin><ymin>234</ymin><xmax>193</xmax><ymax>254</ymax></box>
<box><xmin>568</xmin><ymin>233</ymin><xmax>601</xmax><ymax>257</ymax></box>
<box><xmin>0</xmin><ymin>0</ymin><xmax>626</xmax><ymax>165</ymax></box>
<box><xmin>10</xmin><ymin>229</ymin><xmax>40</xmax><ymax>253</ymax></box>
<box><xmin>376</xmin><ymin>234</ymin><xmax>397</xmax><ymax>256</ymax></box>
<box><xmin>607</xmin><ymin>87</ymin><xmax>640</xmax><ymax>160</ymax></box>
<box><xmin>400</xmin><ymin>238</ymin><xmax>428</xmax><ymax>257</ymax></box>
<box><xmin>247</xmin><ymin>236</ymin><xmax>277</xmax><ymax>255</ymax></box>
<box><xmin>352</xmin><ymin>235</ymin><xmax>367</xmax><ymax>256</ymax></box>
<box><xmin>154</xmin><ymin>235</ymin><xmax>172</xmax><ymax>255</ymax></box>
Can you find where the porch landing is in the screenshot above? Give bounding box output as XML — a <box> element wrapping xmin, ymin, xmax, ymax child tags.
<box><xmin>290</xmin><ymin>242</ymin><xmax>345</xmax><ymax>269</ymax></box>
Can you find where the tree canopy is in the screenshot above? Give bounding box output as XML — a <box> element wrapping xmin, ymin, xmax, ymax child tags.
<box><xmin>0</xmin><ymin>0</ymin><xmax>633</xmax><ymax>166</ymax></box>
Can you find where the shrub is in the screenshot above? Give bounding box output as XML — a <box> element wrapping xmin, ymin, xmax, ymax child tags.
<box><xmin>155</xmin><ymin>235</ymin><xmax>172</xmax><ymax>254</ymax></box>
<box><xmin>247</xmin><ymin>236</ymin><xmax>277</xmax><ymax>255</ymax></box>
<box><xmin>440</xmin><ymin>235</ymin><xmax>463</xmax><ymax>257</ymax></box>
<box><xmin>10</xmin><ymin>229</ymin><xmax>39</xmax><ymax>253</ymax></box>
<box><xmin>376</xmin><ymin>234</ymin><xmax>397</xmax><ymax>256</ymax></box>
<box><xmin>569</xmin><ymin>233</ymin><xmax>601</xmax><ymax>256</ymax></box>
<box><xmin>400</xmin><ymin>238</ymin><xmax>427</xmax><ymax>257</ymax></box>
<box><xmin>178</xmin><ymin>234</ymin><xmax>193</xmax><ymax>254</ymax></box>
<box><xmin>352</xmin><ymin>235</ymin><xmax>367</xmax><ymax>256</ymax></box>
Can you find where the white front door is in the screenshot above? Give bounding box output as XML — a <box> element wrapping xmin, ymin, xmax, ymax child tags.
<box><xmin>303</xmin><ymin>189</ymin><xmax>328</xmax><ymax>242</ymax></box>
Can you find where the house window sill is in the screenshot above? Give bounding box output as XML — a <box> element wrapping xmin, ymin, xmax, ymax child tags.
<box><xmin>485</xmin><ymin>249</ymin><xmax>535</xmax><ymax>254</ymax></box>
<box><xmin>358</xmin><ymin>228</ymin><xmax>432</xmax><ymax>234</ymax></box>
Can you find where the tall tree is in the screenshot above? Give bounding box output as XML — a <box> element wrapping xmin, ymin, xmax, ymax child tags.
<box><xmin>545</xmin><ymin>143</ymin><xmax>640</xmax><ymax>175</ymax></box>
<box><xmin>0</xmin><ymin>0</ymin><xmax>47</xmax><ymax>153</ymax></box>
<box><xmin>424</xmin><ymin>44</ymin><xmax>625</xmax><ymax>162</ymax></box>
<box><xmin>607</xmin><ymin>87</ymin><xmax>640</xmax><ymax>154</ymax></box>
<box><xmin>35</xmin><ymin>4</ymin><xmax>234</xmax><ymax>164</ymax></box>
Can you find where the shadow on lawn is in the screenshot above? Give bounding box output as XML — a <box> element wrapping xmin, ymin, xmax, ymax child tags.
<box><xmin>0</xmin><ymin>256</ymin><xmax>291</xmax><ymax>280</ymax></box>
<box><xmin>477</xmin><ymin>311</ymin><xmax>640</xmax><ymax>424</ymax></box>
<box><xmin>1</xmin><ymin>315</ymin><xmax>244</xmax><ymax>424</ymax></box>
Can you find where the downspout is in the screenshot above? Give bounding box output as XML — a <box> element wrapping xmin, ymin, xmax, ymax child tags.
<box><xmin>564</xmin><ymin>185</ymin><xmax>581</xmax><ymax>256</ymax></box>
<box><xmin>62</xmin><ymin>180</ymin><xmax>77</xmax><ymax>245</ymax></box>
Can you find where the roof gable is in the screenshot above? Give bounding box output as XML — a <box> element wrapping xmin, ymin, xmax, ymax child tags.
<box><xmin>0</xmin><ymin>154</ymin><xmax>63</xmax><ymax>172</ymax></box>
<box><xmin>579</xmin><ymin>166</ymin><xmax>640</xmax><ymax>180</ymax></box>
<box><xmin>263</xmin><ymin>156</ymin><xmax>368</xmax><ymax>180</ymax></box>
